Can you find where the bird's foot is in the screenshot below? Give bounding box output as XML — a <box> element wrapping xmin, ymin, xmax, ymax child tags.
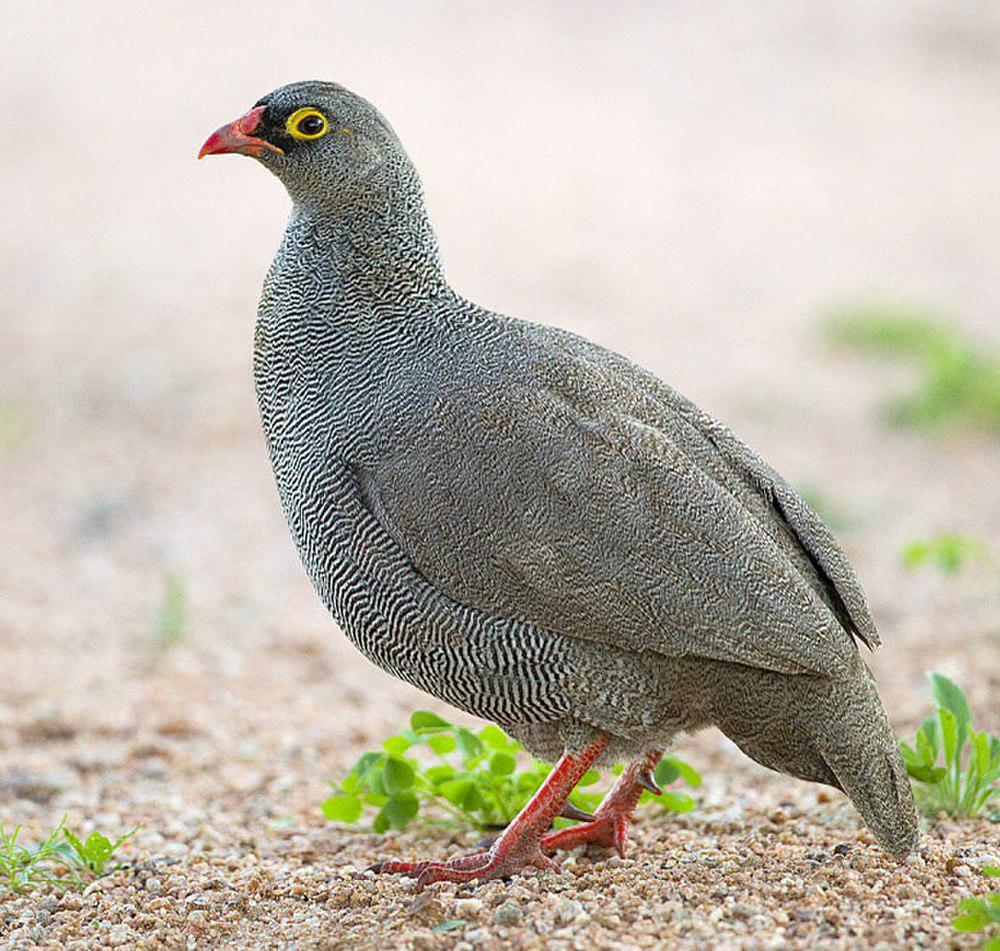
<box><xmin>369</xmin><ymin>734</ymin><xmax>609</xmax><ymax>889</ymax></box>
<box><xmin>372</xmin><ymin>839</ymin><xmax>556</xmax><ymax>889</ymax></box>
<box><xmin>540</xmin><ymin>810</ymin><xmax>631</xmax><ymax>857</ymax></box>
<box><xmin>540</xmin><ymin>748</ymin><xmax>664</xmax><ymax>860</ymax></box>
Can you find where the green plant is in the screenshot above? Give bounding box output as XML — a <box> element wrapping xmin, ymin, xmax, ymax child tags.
<box><xmin>899</xmin><ymin>674</ymin><xmax>999</xmax><ymax>819</ymax></box>
<box><xmin>323</xmin><ymin>712</ymin><xmax>700</xmax><ymax>834</ymax></box>
<box><xmin>901</xmin><ymin>534</ymin><xmax>986</xmax><ymax>573</ymax></box>
<box><xmin>152</xmin><ymin>572</ymin><xmax>186</xmax><ymax>648</ymax></box>
<box><xmin>0</xmin><ymin>817</ymin><xmax>136</xmax><ymax>895</ymax></box>
<box><xmin>952</xmin><ymin>866</ymin><xmax>1000</xmax><ymax>950</ymax></box>
<box><xmin>62</xmin><ymin>827</ymin><xmax>137</xmax><ymax>876</ymax></box>
<box><xmin>824</xmin><ymin>305</ymin><xmax>1000</xmax><ymax>434</ymax></box>
<box><xmin>0</xmin><ymin>818</ymin><xmax>79</xmax><ymax>894</ymax></box>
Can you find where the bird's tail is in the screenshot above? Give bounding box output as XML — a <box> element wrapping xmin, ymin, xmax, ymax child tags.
<box><xmin>814</xmin><ymin>665</ymin><xmax>919</xmax><ymax>859</ymax></box>
<box><xmin>709</xmin><ymin>657</ymin><xmax>919</xmax><ymax>858</ymax></box>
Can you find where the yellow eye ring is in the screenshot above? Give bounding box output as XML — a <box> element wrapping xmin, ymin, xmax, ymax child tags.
<box><xmin>286</xmin><ymin>108</ymin><xmax>329</xmax><ymax>141</ymax></box>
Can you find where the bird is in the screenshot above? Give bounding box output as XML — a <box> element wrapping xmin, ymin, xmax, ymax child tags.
<box><xmin>199</xmin><ymin>81</ymin><xmax>919</xmax><ymax>887</ymax></box>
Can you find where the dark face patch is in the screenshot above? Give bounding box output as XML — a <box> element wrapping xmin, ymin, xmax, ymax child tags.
<box><xmin>247</xmin><ymin>97</ymin><xmax>336</xmax><ymax>155</ymax></box>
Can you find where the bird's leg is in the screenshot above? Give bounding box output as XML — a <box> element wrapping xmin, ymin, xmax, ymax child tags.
<box><xmin>370</xmin><ymin>733</ymin><xmax>608</xmax><ymax>888</ymax></box>
<box><xmin>540</xmin><ymin>748</ymin><xmax>662</xmax><ymax>858</ymax></box>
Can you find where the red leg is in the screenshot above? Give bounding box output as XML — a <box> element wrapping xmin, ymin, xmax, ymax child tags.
<box><xmin>370</xmin><ymin>733</ymin><xmax>609</xmax><ymax>888</ymax></box>
<box><xmin>541</xmin><ymin>749</ymin><xmax>662</xmax><ymax>858</ymax></box>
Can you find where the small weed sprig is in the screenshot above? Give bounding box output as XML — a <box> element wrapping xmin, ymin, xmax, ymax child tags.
<box><xmin>899</xmin><ymin>674</ymin><xmax>999</xmax><ymax>820</ymax></box>
<box><xmin>0</xmin><ymin>817</ymin><xmax>136</xmax><ymax>895</ymax></box>
<box><xmin>152</xmin><ymin>572</ymin><xmax>186</xmax><ymax>648</ymax></box>
<box><xmin>323</xmin><ymin>712</ymin><xmax>700</xmax><ymax>834</ymax></box>
<box><xmin>62</xmin><ymin>827</ymin><xmax>137</xmax><ymax>876</ymax></box>
<box><xmin>952</xmin><ymin>866</ymin><xmax>1000</xmax><ymax>950</ymax></box>
<box><xmin>901</xmin><ymin>534</ymin><xmax>986</xmax><ymax>574</ymax></box>
<box><xmin>824</xmin><ymin>306</ymin><xmax>1000</xmax><ymax>434</ymax></box>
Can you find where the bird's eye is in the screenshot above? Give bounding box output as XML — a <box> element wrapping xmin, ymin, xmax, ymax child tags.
<box><xmin>286</xmin><ymin>108</ymin><xmax>329</xmax><ymax>141</ymax></box>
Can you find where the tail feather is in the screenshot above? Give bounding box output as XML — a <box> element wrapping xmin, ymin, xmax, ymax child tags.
<box><xmin>818</xmin><ymin>699</ymin><xmax>919</xmax><ymax>859</ymax></box>
<box><xmin>707</xmin><ymin>657</ymin><xmax>920</xmax><ymax>858</ymax></box>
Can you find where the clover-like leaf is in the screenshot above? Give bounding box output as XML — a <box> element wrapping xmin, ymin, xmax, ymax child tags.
<box><xmin>477</xmin><ymin>725</ymin><xmax>512</xmax><ymax>751</ymax></box>
<box><xmin>489</xmin><ymin>752</ymin><xmax>516</xmax><ymax>776</ymax></box>
<box><xmin>322</xmin><ymin>794</ymin><xmax>362</xmax><ymax>824</ymax></box>
<box><xmin>660</xmin><ymin>791</ymin><xmax>696</xmax><ymax>813</ymax></box>
<box><xmin>381</xmin><ymin>792</ymin><xmax>419</xmax><ymax>828</ymax></box>
<box><xmin>382</xmin><ymin>735</ymin><xmax>412</xmax><ymax>756</ymax></box>
<box><xmin>455</xmin><ymin>728</ymin><xmax>484</xmax><ymax>763</ymax></box>
<box><xmin>427</xmin><ymin>733</ymin><xmax>456</xmax><ymax>756</ymax></box>
<box><xmin>382</xmin><ymin>756</ymin><xmax>416</xmax><ymax>794</ymax></box>
<box><xmin>410</xmin><ymin>711</ymin><xmax>451</xmax><ymax>734</ymax></box>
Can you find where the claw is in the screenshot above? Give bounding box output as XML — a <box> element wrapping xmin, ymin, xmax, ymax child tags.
<box><xmin>636</xmin><ymin>767</ymin><xmax>662</xmax><ymax>796</ymax></box>
<box><xmin>560</xmin><ymin>801</ymin><xmax>597</xmax><ymax>823</ymax></box>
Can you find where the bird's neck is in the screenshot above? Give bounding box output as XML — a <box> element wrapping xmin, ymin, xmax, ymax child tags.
<box><xmin>283</xmin><ymin>167</ymin><xmax>450</xmax><ymax>304</ymax></box>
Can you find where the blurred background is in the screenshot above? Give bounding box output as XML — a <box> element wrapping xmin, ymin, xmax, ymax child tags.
<box><xmin>0</xmin><ymin>0</ymin><xmax>997</xmax><ymax>910</ymax></box>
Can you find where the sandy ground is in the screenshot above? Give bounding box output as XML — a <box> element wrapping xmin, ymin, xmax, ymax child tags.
<box><xmin>1</xmin><ymin>2</ymin><xmax>998</xmax><ymax>948</ymax></box>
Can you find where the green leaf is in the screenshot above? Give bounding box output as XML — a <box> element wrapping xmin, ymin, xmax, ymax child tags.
<box><xmin>477</xmin><ymin>725</ymin><xmax>512</xmax><ymax>751</ymax></box>
<box><xmin>654</xmin><ymin>760</ymin><xmax>680</xmax><ymax>787</ymax></box>
<box><xmin>952</xmin><ymin>909</ymin><xmax>990</xmax><ymax>932</ymax></box>
<box><xmin>62</xmin><ymin>830</ymin><xmax>84</xmax><ymax>862</ymax></box>
<box><xmin>899</xmin><ymin>742</ymin><xmax>921</xmax><ymax>769</ymax></box>
<box><xmin>382</xmin><ymin>735</ymin><xmax>412</xmax><ymax>756</ymax></box>
<box><xmin>351</xmin><ymin>751</ymin><xmax>385</xmax><ymax>782</ymax></box>
<box><xmin>659</xmin><ymin>791</ymin><xmax>696</xmax><ymax>813</ymax></box>
<box><xmin>916</xmin><ymin>716</ymin><xmax>940</xmax><ymax>764</ymax></box>
<box><xmin>322</xmin><ymin>794</ymin><xmax>362</xmax><ymax>824</ymax></box>
<box><xmin>382</xmin><ymin>757</ymin><xmax>415</xmax><ymax>793</ymax></box>
<box><xmin>381</xmin><ymin>792</ymin><xmax>419</xmax><ymax>828</ymax></box>
<box><xmin>671</xmin><ymin>758</ymin><xmax>703</xmax><ymax>789</ymax></box>
<box><xmin>929</xmin><ymin>673</ymin><xmax>971</xmax><ymax>741</ymax></box>
<box><xmin>340</xmin><ymin>773</ymin><xmax>360</xmax><ymax>794</ymax></box>
<box><xmin>973</xmin><ymin>731</ymin><xmax>991</xmax><ymax>777</ymax></box>
<box><xmin>439</xmin><ymin>778</ymin><xmax>473</xmax><ymax>807</ymax></box>
<box><xmin>577</xmin><ymin>769</ymin><xmax>600</xmax><ymax>787</ymax></box>
<box><xmin>461</xmin><ymin>782</ymin><xmax>485</xmax><ymax>813</ymax></box>
<box><xmin>426</xmin><ymin>733</ymin><xmax>456</xmax><ymax>756</ymax></box>
<box><xmin>372</xmin><ymin>811</ymin><xmax>390</xmax><ymax>834</ymax></box>
<box><xmin>455</xmin><ymin>728</ymin><xmax>484</xmax><ymax>762</ymax></box>
<box><xmin>904</xmin><ymin>762</ymin><xmax>947</xmax><ymax>784</ymax></box>
<box><xmin>569</xmin><ymin>791</ymin><xmax>602</xmax><ymax>813</ymax></box>
<box><xmin>516</xmin><ymin>771</ymin><xmax>544</xmax><ymax>792</ymax></box>
<box><xmin>81</xmin><ymin>833</ymin><xmax>113</xmax><ymax>871</ymax></box>
<box><xmin>432</xmin><ymin>921</ymin><xmax>466</xmax><ymax>934</ymax></box>
<box><xmin>489</xmin><ymin>752</ymin><xmax>516</xmax><ymax>776</ymax></box>
<box><xmin>424</xmin><ymin>764</ymin><xmax>457</xmax><ymax>786</ymax></box>
<box><xmin>902</xmin><ymin>540</ymin><xmax>931</xmax><ymax>568</ymax></box>
<box><xmin>938</xmin><ymin>708</ymin><xmax>958</xmax><ymax>766</ymax></box>
<box><xmin>410</xmin><ymin>710</ymin><xmax>451</xmax><ymax>734</ymax></box>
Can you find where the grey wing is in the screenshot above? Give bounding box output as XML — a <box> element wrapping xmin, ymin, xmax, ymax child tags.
<box><xmin>617</xmin><ymin>356</ymin><xmax>880</xmax><ymax>651</ymax></box>
<box><xmin>358</xmin><ymin>359</ymin><xmax>871</xmax><ymax>679</ymax></box>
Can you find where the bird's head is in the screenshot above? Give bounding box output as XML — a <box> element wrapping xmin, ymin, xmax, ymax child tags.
<box><xmin>199</xmin><ymin>81</ymin><xmax>406</xmax><ymax>210</ymax></box>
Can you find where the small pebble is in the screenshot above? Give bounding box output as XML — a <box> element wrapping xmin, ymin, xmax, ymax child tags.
<box><xmin>108</xmin><ymin>924</ymin><xmax>132</xmax><ymax>946</ymax></box>
<box><xmin>556</xmin><ymin>898</ymin><xmax>584</xmax><ymax>924</ymax></box>
<box><xmin>455</xmin><ymin>897</ymin><xmax>484</xmax><ymax>916</ymax></box>
<box><xmin>492</xmin><ymin>902</ymin><xmax>523</xmax><ymax>927</ymax></box>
